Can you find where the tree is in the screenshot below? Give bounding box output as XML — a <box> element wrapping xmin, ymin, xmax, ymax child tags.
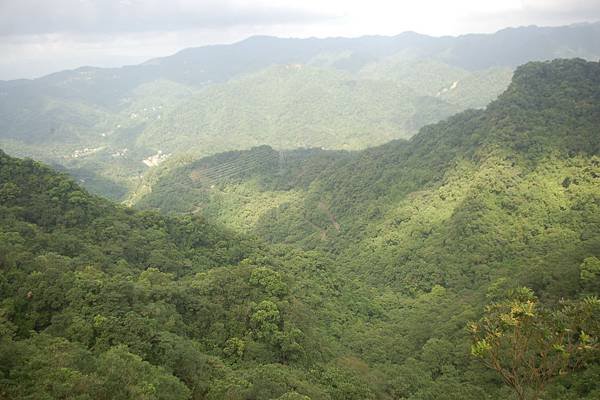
<box><xmin>469</xmin><ymin>288</ymin><xmax>600</xmax><ymax>400</ymax></box>
<box><xmin>580</xmin><ymin>257</ymin><xmax>600</xmax><ymax>295</ymax></box>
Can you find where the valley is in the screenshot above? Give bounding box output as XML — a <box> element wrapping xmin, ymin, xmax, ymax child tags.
<box><xmin>1</xmin><ymin>57</ymin><xmax>599</xmax><ymax>399</ymax></box>
<box><xmin>1</xmin><ymin>5</ymin><xmax>600</xmax><ymax>397</ymax></box>
<box><xmin>2</xmin><ymin>23</ymin><xmax>600</xmax><ymax>201</ymax></box>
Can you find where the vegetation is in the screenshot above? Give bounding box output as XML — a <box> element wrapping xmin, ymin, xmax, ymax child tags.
<box><xmin>2</xmin><ymin>24</ymin><xmax>600</xmax><ymax>200</ymax></box>
<box><xmin>0</xmin><ymin>149</ymin><xmax>387</xmax><ymax>399</ymax></box>
<box><xmin>138</xmin><ymin>65</ymin><xmax>462</xmax><ymax>153</ymax></box>
<box><xmin>136</xmin><ymin>59</ymin><xmax>600</xmax><ymax>398</ymax></box>
<box><xmin>470</xmin><ymin>288</ymin><xmax>600</xmax><ymax>400</ymax></box>
<box><xmin>1</xmin><ymin>55</ymin><xmax>600</xmax><ymax>398</ymax></box>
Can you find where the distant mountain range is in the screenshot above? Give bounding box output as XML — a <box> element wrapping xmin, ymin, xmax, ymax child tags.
<box><xmin>1</xmin><ymin>22</ymin><xmax>599</xmax><ymax>199</ymax></box>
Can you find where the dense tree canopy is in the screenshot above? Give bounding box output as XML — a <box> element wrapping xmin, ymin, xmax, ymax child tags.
<box><xmin>4</xmin><ymin>23</ymin><xmax>599</xmax><ymax>201</ymax></box>
<box><xmin>1</xmin><ymin>59</ymin><xmax>600</xmax><ymax>399</ymax></box>
<box><xmin>137</xmin><ymin>59</ymin><xmax>600</xmax><ymax>398</ymax></box>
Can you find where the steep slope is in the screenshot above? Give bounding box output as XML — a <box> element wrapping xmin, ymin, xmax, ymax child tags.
<box><xmin>138</xmin><ymin>65</ymin><xmax>461</xmax><ymax>153</ymax></box>
<box><xmin>2</xmin><ymin>23</ymin><xmax>600</xmax><ymax>200</ymax></box>
<box><xmin>0</xmin><ymin>150</ymin><xmax>395</xmax><ymax>400</ymax></box>
<box><xmin>2</xmin><ymin>58</ymin><xmax>600</xmax><ymax>399</ymax></box>
<box><xmin>136</xmin><ymin>58</ymin><xmax>600</xmax><ymax>399</ymax></box>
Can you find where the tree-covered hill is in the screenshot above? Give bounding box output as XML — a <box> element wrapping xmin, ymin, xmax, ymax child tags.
<box><xmin>2</xmin><ymin>58</ymin><xmax>600</xmax><ymax>399</ymax></box>
<box><xmin>139</xmin><ymin>58</ymin><xmax>600</xmax><ymax>254</ymax></box>
<box><xmin>0</xmin><ymin>149</ymin><xmax>397</xmax><ymax>399</ymax></box>
<box><xmin>136</xmin><ymin>59</ymin><xmax>600</xmax><ymax>399</ymax></box>
<box><xmin>2</xmin><ymin>23</ymin><xmax>600</xmax><ymax>200</ymax></box>
<box><xmin>136</xmin><ymin>65</ymin><xmax>462</xmax><ymax>153</ymax></box>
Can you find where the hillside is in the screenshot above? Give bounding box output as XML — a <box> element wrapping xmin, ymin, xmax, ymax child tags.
<box><xmin>2</xmin><ymin>23</ymin><xmax>600</xmax><ymax>200</ymax></box>
<box><xmin>2</xmin><ymin>59</ymin><xmax>600</xmax><ymax>399</ymax></box>
<box><xmin>0</xmin><ymin>149</ymin><xmax>399</xmax><ymax>399</ymax></box>
<box><xmin>140</xmin><ymin>58</ymin><xmax>600</xmax><ymax>251</ymax></box>
<box><xmin>141</xmin><ymin>57</ymin><xmax>600</xmax><ymax>298</ymax></box>
<box><xmin>137</xmin><ymin>59</ymin><xmax>600</xmax><ymax>400</ymax></box>
<box><xmin>137</xmin><ymin>65</ymin><xmax>461</xmax><ymax>153</ymax></box>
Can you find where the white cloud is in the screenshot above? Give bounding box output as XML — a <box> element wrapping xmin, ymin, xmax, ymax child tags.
<box><xmin>0</xmin><ymin>0</ymin><xmax>599</xmax><ymax>79</ymax></box>
<box><xmin>0</xmin><ymin>0</ymin><xmax>332</xmax><ymax>35</ymax></box>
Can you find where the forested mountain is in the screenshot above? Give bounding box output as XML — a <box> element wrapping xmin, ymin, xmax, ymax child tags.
<box><xmin>139</xmin><ymin>59</ymin><xmax>600</xmax><ymax>256</ymax></box>
<box><xmin>0</xmin><ymin>149</ymin><xmax>399</xmax><ymax>399</ymax></box>
<box><xmin>1</xmin><ymin>23</ymin><xmax>599</xmax><ymax>199</ymax></box>
<box><xmin>1</xmin><ymin>57</ymin><xmax>591</xmax><ymax>399</ymax></box>
<box><xmin>142</xmin><ymin>58</ymin><xmax>600</xmax><ymax>398</ymax></box>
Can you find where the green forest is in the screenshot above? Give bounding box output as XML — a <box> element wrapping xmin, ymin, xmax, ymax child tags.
<box><xmin>1</xmin><ymin>23</ymin><xmax>599</xmax><ymax>201</ymax></box>
<box><xmin>1</xmin><ymin>58</ymin><xmax>599</xmax><ymax>399</ymax></box>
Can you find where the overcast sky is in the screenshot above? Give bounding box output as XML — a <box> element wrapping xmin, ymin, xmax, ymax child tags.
<box><xmin>1</xmin><ymin>0</ymin><xmax>599</xmax><ymax>80</ymax></box>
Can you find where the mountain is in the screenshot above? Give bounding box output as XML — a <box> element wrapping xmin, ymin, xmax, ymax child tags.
<box><xmin>139</xmin><ymin>57</ymin><xmax>600</xmax><ymax>391</ymax></box>
<box><xmin>2</xmin><ymin>58</ymin><xmax>600</xmax><ymax>399</ymax></box>
<box><xmin>140</xmin><ymin>59</ymin><xmax>600</xmax><ymax>399</ymax></box>
<box><xmin>2</xmin><ymin>23</ymin><xmax>600</xmax><ymax>200</ymax></box>
<box><xmin>135</xmin><ymin>65</ymin><xmax>461</xmax><ymax>153</ymax></box>
<box><xmin>0</xmin><ymin>149</ymin><xmax>390</xmax><ymax>399</ymax></box>
<box><xmin>139</xmin><ymin>59</ymin><xmax>600</xmax><ymax>254</ymax></box>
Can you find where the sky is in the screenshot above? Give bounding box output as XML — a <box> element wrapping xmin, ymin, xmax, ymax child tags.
<box><xmin>0</xmin><ymin>0</ymin><xmax>599</xmax><ymax>80</ymax></box>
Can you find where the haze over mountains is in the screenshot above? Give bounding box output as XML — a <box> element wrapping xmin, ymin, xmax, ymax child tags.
<box><xmin>1</xmin><ymin>22</ymin><xmax>599</xmax><ymax>200</ymax></box>
<box><xmin>137</xmin><ymin>58</ymin><xmax>600</xmax><ymax>253</ymax></box>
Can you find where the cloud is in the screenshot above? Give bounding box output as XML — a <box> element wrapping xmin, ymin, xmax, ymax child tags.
<box><xmin>0</xmin><ymin>0</ymin><xmax>334</xmax><ymax>36</ymax></box>
<box><xmin>0</xmin><ymin>0</ymin><xmax>599</xmax><ymax>80</ymax></box>
<box><xmin>1</xmin><ymin>0</ymin><xmax>597</xmax><ymax>39</ymax></box>
<box><xmin>523</xmin><ymin>0</ymin><xmax>600</xmax><ymax>14</ymax></box>
<box><xmin>460</xmin><ymin>0</ymin><xmax>600</xmax><ymax>29</ymax></box>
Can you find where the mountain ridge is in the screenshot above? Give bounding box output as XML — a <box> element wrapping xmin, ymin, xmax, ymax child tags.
<box><xmin>1</xmin><ymin>23</ymin><xmax>599</xmax><ymax>202</ymax></box>
<box><xmin>8</xmin><ymin>21</ymin><xmax>599</xmax><ymax>83</ymax></box>
<box><xmin>2</xmin><ymin>57</ymin><xmax>599</xmax><ymax>399</ymax></box>
<box><xmin>137</xmin><ymin>58</ymin><xmax>600</xmax><ymax>251</ymax></box>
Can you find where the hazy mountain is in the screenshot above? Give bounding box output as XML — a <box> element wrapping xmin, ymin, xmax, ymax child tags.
<box><xmin>1</xmin><ymin>22</ymin><xmax>599</xmax><ymax>200</ymax></box>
